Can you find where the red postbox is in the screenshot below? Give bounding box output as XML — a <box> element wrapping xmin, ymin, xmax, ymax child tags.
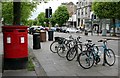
<box><xmin>2</xmin><ymin>26</ymin><xmax>28</xmax><ymax>69</ymax></box>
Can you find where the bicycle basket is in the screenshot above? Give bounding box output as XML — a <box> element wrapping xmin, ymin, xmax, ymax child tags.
<box><xmin>54</xmin><ymin>37</ymin><xmax>60</xmax><ymax>41</ymax></box>
<box><xmin>58</xmin><ymin>37</ymin><xmax>64</xmax><ymax>44</ymax></box>
<box><xmin>54</xmin><ymin>37</ymin><xmax>64</xmax><ymax>44</ymax></box>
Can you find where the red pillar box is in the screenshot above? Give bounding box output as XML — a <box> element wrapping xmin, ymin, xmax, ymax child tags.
<box><xmin>2</xmin><ymin>26</ymin><xmax>28</xmax><ymax>70</ymax></box>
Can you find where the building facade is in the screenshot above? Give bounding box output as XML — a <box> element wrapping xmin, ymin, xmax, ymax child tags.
<box><xmin>62</xmin><ymin>2</ymin><xmax>77</xmax><ymax>17</ymax></box>
<box><xmin>76</xmin><ymin>0</ymin><xmax>92</xmax><ymax>29</ymax></box>
<box><xmin>76</xmin><ymin>0</ymin><xmax>105</xmax><ymax>33</ymax></box>
<box><xmin>62</xmin><ymin>2</ymin><xmax>77</xmax><ymax>27</ymax></box>
<box><xmin>76</xmin><ymin>0</ymin><xmax>120</xmax><ymax>35</ymax></box>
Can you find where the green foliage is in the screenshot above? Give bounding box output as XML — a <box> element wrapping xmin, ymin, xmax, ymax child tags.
<box><xmin>53</xmin><ymin>5</ymin><xmax>69</xmax><ymax>26</ymax></box>
<box><xmin>37</xmin><ymin>12</ymin><xmax>46</xmax><ymax>26</ymax></box>
<box><xmin>2</xmin><ymin>2</ymin><xmax>13</xmax><ymax>25</ymax></box>
<box><xmin>36</xmin><ymin>12</ymin><xmax>57</xmax><ymax>27</ymax></box>
<box><xmin>21</xmin><ymin>2</ymin><xmax>38</xmax><ymax>24</ymax></box>
<box><xmin>33</xmin><ymin>20</ymin><xmax>37</xmax><ymax>25</ymax></box>
<box><xmin>27</xmin><ymin>56</ymin><xmax>35</xmax><ymax>71</ymax></box>
<box><xmin>45</xmin><ymin>18</ymin><xmax>49</xmax><ymax>27</ymax></box>
<box><xmin>92</xmin><ymin>2</ymin><xmax>120</xmax><ymax>19</ymax></box>
<box><xmin>25</xmin><ymin>19</ymin><xmax>34</xmax><ymax>26</ymax></box>
<box><xmin>2</xmin><ymin>2</ymin><xmax>38</xmax><ymax>25</ymax></box>
<box><xmin>50</xmin><ymin>17</ymin><xmax>56</xmax><ymax>27</ymax></box>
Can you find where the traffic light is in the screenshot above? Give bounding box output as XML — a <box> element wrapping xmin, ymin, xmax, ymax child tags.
<box><xmin>45</xmin><ymin>9</ymin><xmax>49</xmax><ymax>18</ymax></box>
<box><xmin>45</xmin><ymin>7</ymin><xmax>52</xmax><ymax>18</ymax></box>
<box><xmin>49</xmin><ymin>7</ymin><xmax>52</xmax><ymax>18</ymax></box>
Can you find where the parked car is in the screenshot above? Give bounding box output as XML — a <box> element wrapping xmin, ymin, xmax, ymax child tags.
<box><xmin>60</xmin><ymin>27</ymin><xmax>67</xmax><ymax>33</ymax></box>
<box><xmin>29</xmin><ymin>27</ymin><xmax>35</xmax><ymax>34</ymax></box>
<box><xmin>56</xmin><ymin>27</ymin><xmax>61</xmax><ymax>32</ymax></box>
<box><xmin>29</xmin><ymin>26</ymin><xmax>47</xmax><ymax>34</ymax></box>
<box><xmin>66</xmin><ymin>28</ymin><xmax>81</xmax><ymax>33</ymax></box>
<box><xmin>50</xmin><ymin>27</ymin><xmax>56</xmax><ymax>31</ymax></box>
<box><xmin>110</xmin><ymin>28</ymin><xmax>120</xmax><ymax>34</ymax></box>
<box><xmin>37</xmin><ymin>26</ymin><xmax>45</xmax><ymax>30</ymax></box>
<box><xmin>44</xmin><ymin>27</ymin><xmax>49</xmax><ymax>31</ymax></box>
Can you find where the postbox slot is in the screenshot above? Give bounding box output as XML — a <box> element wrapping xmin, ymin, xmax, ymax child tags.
<box><xmin>18</xmin><ymin>30</ymin><xmax>25</xmax><ymax>32</ymax></box>
<box><xmin>5</xmin><ymin>30</ymin><xmax>13</xmax><ymax>32</ymax></box>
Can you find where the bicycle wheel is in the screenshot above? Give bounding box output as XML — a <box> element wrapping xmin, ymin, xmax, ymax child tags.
<box><xmin>78</xmin><ymin>51</ymin><xmax>94</xmax><ymax>69</ymax></box>
<box><xmin>66</xmin><ymin>47</ymin><xmax>77</xmax><ymax>61</ymax></box>
<box><xmin>57</xmin><ymin>44</ymin><xmax>68</xmax><ymax>58</ymax></box>
<box><xmin>50</xmin><ymin>41</ymin><xmax>59</xmax><ymax>53</ymax></box>
<box><xmin>105</xmin><ymin>49</ymin><xmax>116</xmax><ymax>66</ymax></box>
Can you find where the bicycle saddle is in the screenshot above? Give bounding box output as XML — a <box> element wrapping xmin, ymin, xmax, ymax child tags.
<box><xmin>86</xmin><ymin>39</ymin><xmax>92</xmax><ymax>42</ymax></box>
<box><xmin>98</xmin><ymin>39</ymin><xmax>107</xmax><ymax>42</ymax></box>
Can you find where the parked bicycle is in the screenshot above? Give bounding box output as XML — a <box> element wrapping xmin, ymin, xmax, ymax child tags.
<box><xmin>50</xmin><ymin>36</ymin><xmax>75</xmax><ymax>58</ymax></box>
<box><xmin>66</xmin><ymin>36</ymin><xmax>82</xmax><ymax>61</ymax></box>
<box><xmin>77</xmin><ymin>39</ymin><xmax>115</xmax><ymax>69</ymax></box>
<box><xmin>50</xmin><ymin>37</ymin><xmax>64</xmax><ymax>53</ymax></box>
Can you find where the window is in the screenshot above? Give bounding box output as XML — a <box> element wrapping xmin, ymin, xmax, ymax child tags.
<box><xmin>78</xmin><ymin>10</ymin><xmax>80</xmax><ymax>16</ymax></box>
<box><xmin>94</xmin><ymin>15</ymin><xmax>96</xmax><ymax>19</ymax></box>
<box><xmin>85</xmin><ymin>8</ymin><xmax>87</xmax><ymax>14</ymax></box>
<box><xmin>79</xmin><ymin>2</ymin><xmax>81</xmax><ymax>7</ymax></box>
<box><xmin>89</xmin><ymin>8</ymin><xmax>92</xmax><ymax>12</ymax></box>
<box><xmin>82</xmin><ymin>2</ymin><xmax>84</xmax><ymax>6</ymax></box>
<box><xmin>81</xmin><ymin>9</ymin><xmax>83</xmax><ymax>15</ymax></box>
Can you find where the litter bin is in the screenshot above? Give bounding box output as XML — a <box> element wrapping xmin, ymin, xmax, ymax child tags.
<box><xmin>84</xmin><ymin>30</ymin><xmax>88</xmax><ymax>35</ymax></box>
<box><xmin>48</xmin><ymin>30</ymin><xmax>54</xmax><ymax>41</ymax></box>
<box><xmin>2</xmin><ymin>26</ymin><xmax>28</xmax><ymax>70</ymax></box>
<box><xmin>40</xmin><ymin>30</ymin><xmax>46</xmax><ymax>42</ymax></box>
<box><xmin>33</xmin><ymin>33</ymin><xmax>41</xmax><ymax>49</ymax></box>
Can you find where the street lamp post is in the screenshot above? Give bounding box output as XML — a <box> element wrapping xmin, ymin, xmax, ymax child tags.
<box><xmin>91</xmin><ymin>14</ymin><xmax>94</xmax><ymax>35</ymax></box>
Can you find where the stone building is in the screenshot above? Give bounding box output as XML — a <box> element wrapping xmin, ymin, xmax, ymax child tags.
<box><xmin>76</xmin><ymin>0</ymin><xmax>92</xmax><ymax>29</ymax></box>
<box><xmin>61</xmin><ymin>2</ymin><xmax>77</xmax><ymax>27</ymax></box>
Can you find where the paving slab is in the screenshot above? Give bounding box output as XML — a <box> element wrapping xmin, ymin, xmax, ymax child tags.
<box><xmin>2</xmin><ymin>70</ymin><xmax>37</xmax><ymax>76</ymax></box>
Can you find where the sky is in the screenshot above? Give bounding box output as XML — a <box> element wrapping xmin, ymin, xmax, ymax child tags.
<box><xmin>29</xmin><ymin>0</ymin><xmax>78</xmax><ymax>20</ymax></box>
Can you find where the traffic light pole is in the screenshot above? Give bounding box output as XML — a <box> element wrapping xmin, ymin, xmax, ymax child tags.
<box><xmin>48</xmin><ymin>8</ymin><xmax>50</xmax><ymax>29</ymax></box>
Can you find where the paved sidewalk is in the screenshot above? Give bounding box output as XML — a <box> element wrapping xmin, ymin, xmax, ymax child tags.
<box><xmin>29</xmin><ymin>32</ymin><xmax>119</xmax><ymax>76</ymax></box>
<box><xmin>0</xmin><ymin>33</ymin><xmax>3</xmax><ymax>77</ymax></box>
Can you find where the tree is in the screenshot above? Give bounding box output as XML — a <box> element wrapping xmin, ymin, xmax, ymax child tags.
<box><xmin>49</xmin><ymin>13</ymin><xmax>56</xmax><ymax>27</ymax></box>
<box><xmin>2</xmin><ymin>2</ymin><xmax>37</xmax><ymax>25</ymax></box>
<box><xmin>37</xmin><ymin>12</ymin><xmax>46</xmax><ymax>26</ymax></box>
<box><xmin>2</xmin><ymin>2</ymin><xmax>13</xmax><ymax>25</ymax></box>
<box><xmin>53</xmin><ymin>5</ymin><xmax>69</xmax><ymax>26</ymax></box>
<box><xmin>92</xmin><ymin>2</ymin><xmax>120</xmax><ymax>36</ymax></box>
<box><xmin>25</xmin><ymin>19</ymin><xmax>34</xmax><ymax>26</ymax></box>
<box><xmin>50</xmin><ymin>17</ymin><xmax>56</xmax><ymax>27</ymax></box>
<box><xmin>33</xmin><ymin>20</ymin><xmax>37</xmax><ymax>25</ymax></box>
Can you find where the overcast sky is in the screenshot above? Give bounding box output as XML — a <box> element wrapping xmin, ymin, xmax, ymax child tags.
<box><xmin>29</xmin><ymin>0</ymin><xmax>78</xmax><ymax>20</ymax></box>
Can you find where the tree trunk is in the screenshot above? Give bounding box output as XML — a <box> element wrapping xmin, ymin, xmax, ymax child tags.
<box><xmin>13</xmin><ymin>1</ymin><xmax>21</xmax><ymax>25</ymax></box>
<box><xmin>112</xmin><ymin>18</ymin><xmax>116</xmax><ymax>36</ymax></box>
